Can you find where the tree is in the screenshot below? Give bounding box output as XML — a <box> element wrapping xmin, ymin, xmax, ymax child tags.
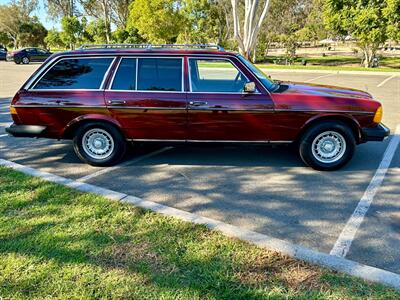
<box><xmin>45</xmin><ymin>29</ymin><xmax>66</xmax><ymax>49</ymax></box>
<box><xmin>84</xmin><ymin>19</ymin><xmax>108</xmax><ymax>44</ymax></box>
<box><xmin>0</xmin><ymin>0</ymin><xmax>39</xmax><ymax>48</ymax></box>
<box><xmin>230</xmin><ymin>0</ymin><xmax>271</xmax><ymax>60</ymax></box>
<box><xmin>384</xmin><ymin>0</ymin><xmax>400</xmax><ymax>42</ymax></box>
<box><xmin>109</xmin><ymin>0</ymin><xmax>134</xmax><ymax>29</ymax></box>
<box><xmin>60</xmin><ymin>16</ymin><xmax>85</xmax><ymax>49</ymax></box>
<box><xmin>324</xmin><ymin>0</ymin><xmax>400</xmax><ymax>68</ymax></box>
<box><xmin>19</xmin><ymin>17</ymin><xmax>48</xmax><ymax>47</ymax></box>
<box><xmin>80</xmin><ymin>0</ymin><xmax>112</xmax><ymax>43</ymax></box>
<box><xmin>128</xmin><ymin>0</ymin><xmax>183</xmax><ymax>43</ymax></box>
<box><xmin>45</xmin><ymin>0</ymin><xmax>79</xmax><ymax>18</ymax></box>
<box><xmin>254</xmin><ymin>0</ymin><xmax>318</xmax><ymax>63</ymax></box>
<box><xmin>0</xmin><ymin>31</ymin><xmax>13</xmax><ymax>48</ymax></box>
<box><xmin>176</xmin><ymin>0</ymin><xmax>227</xmax><ymax>44</ymax></box>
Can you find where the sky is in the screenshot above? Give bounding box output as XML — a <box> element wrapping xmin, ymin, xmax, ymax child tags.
<box><xmin>0</xmin><ymin>0</ymin><xmax>59</xmax><ymax>29</ymax></box>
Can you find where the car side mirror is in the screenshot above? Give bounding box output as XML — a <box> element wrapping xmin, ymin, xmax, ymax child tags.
<box><xmin>243</xmin><ymin>82</ymin><xmax>256</xmax><ymax>93</ymax></box>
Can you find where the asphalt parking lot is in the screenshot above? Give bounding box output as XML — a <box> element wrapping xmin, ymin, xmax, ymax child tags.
<box><xmin>0</xmin><ymin>61</ymin><xmax>399</xmax><ymax>276</ymax></box>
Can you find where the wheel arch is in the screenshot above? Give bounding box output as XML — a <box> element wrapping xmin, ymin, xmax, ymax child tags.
<box><xmin>62</xmin><ymin>114</ymin><xmax>125</xmax><ymax>139</ymax></box>
<box><xmin>296</xmin><ymin>114</ymin><xmax>362</xmax><ymax>144</ymax></box>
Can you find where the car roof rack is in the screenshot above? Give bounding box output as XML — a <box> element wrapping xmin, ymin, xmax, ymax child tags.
<box><xmin>78</xmin><ymin>44</ymin><xmax>225</xmax><ymax>51</ymax></box>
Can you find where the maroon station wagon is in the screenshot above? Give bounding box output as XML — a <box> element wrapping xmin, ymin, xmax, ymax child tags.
<box><xmin>6</xmin><ymin>44</ymin><xmax>390</xmax><ymax>170</ymax></box>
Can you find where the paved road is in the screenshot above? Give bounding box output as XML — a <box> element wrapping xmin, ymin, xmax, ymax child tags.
<box><xmin>0</xmin><ymin>61</ymin><xmax>399</xmax><ymax>274</ymax></box>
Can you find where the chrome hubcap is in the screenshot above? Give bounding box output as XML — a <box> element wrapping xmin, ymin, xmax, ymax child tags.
<box><xmin>311</xmin><ymin>131</ymin><xmax>346</xmax><ymax>163</ymax></box>
<box><xmin>82</xmin><ymin>128</ymin><xmax>114</xmax><ymax>160</ymax></box>
<box><xmin>22</xmin><ymin>57</ymin><xmax>29</xmax><ymax>63</ymax></box>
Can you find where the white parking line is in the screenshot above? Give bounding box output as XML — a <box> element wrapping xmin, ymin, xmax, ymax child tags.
<box><xmin>1</xmin><ymin>157</ymin><xmax>400</xmax><ymax>290</ymax></box>
<box><xmin>330</xmin><ymin>124</ymin><xmax>400</xmax><ymax>257</ymax></box>
<box><xmin>377</xmin><ymin>75</ymin><xmax>397</xmax><ymax>87</ymax></box>
<box><xmin>305</xmin><ymin>73</ymin><xmax>336</xmax><ymax>83</ymax></box>
<box><xmin>77</xmin><ymin>146</ymin><xmax>173</xmax><ymax>182</ymax></box>
<box><xmin>0</xmin><ymin>134</ymin><xmax>8</xmax><ymax>138</ymax></box>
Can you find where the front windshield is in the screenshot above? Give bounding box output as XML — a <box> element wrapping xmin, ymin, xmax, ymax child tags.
<box><xmin>237</xmin><ymin>54</ymin><xmax>278</xmax><ymax>91</ymax></box>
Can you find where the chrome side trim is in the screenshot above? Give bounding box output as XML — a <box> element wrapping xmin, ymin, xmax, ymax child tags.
<box><xmin>13</xmin><ymin>105</ymin><xmax>107</xmax><ymax>108</ymax></box>
<box><xmin>108</xmin><ymin>106</ymin><xmax>186</xmax><ymax>110</ymax></box>
<box><xmin>11</xmin><ymin>105</ymin><xmax>372</xmax><ymax>115</ymax></box>
<box><xmin>274</xmin><ymin>109</ymin><xmax>374</xmax><ymax>115</ymax></box>
<box><xmin>127</xmin><ymin>138</ymin><xmax>292</xmax><ymax>143</ymax></box>
<box><xmin>23</xmin><ymin>89</ymin><xmax>104</xmax><ymax>92</ymax></box>
<box><xmin>187</xmin><ymin>108</ymin><xmax>273</xmax><ymax>112</ymax></box>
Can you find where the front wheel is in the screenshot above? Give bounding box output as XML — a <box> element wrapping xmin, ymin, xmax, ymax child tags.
<box><xmin>299</xmin><ymin>121</ymin><xmax>356</xmax><ymax>171</ymax></box>
<box><xmin>73</xmin><ymin>122</ymin><xmax>126</xmax><ymax>166</ymax></box>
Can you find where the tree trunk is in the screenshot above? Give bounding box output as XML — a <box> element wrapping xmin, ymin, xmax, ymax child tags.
<box><xmin>231</xmin><ymin>0</ymin><xmax>271</xmax><ymax>62</ymax></box>
<box><xmin>361</xmin><ymin>46</ymin><xmax>377</xmax><ymax>68</ymax></box>
<box><xmin>101</xmin><ymin>0</ymin><xmax>111</xmax><ymax>43</ymax></box>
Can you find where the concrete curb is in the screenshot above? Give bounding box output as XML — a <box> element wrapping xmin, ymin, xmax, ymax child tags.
<box><xmin>1</xmin><ymin>158</ymin><xmax>399</xmax><ymax>291</ymax></box>
<box><xmin>260</xmin><ymin>68</ymin><xmax>399</xmax><ymax>76</ymax></box>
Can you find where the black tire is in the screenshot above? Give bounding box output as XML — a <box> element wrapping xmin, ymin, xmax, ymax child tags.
<box><xmin>73</xmin><ymin>122</ymin><xmax>126</xmax><ymax>166</ymax></box>
<box><xmin>21</xmin><ymin>56</ymin><xmax>30</xmax><ymax>64</ymax></box>
<box><xmin>298</xmin><ymin>121</ymin><xmax>356</xmax><ymax>171</ymax></box>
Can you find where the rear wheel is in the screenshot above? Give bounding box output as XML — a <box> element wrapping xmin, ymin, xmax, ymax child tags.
<box><xmin>22</xmin><ymin>56</ymin><xmax>30</xmax><ymax>64</ymax></box>
<box><xmin>73</xmin><ymin>122</ymin><xmax>126</xmax><ymax>166</ymax></box>
<box><xmin>298</xmin><ymin>121</ymin><xmax>356</xmax><ymax>171</ymax></box>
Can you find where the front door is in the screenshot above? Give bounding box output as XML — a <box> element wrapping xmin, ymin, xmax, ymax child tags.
<box><xmin>36</xmin><ymin>48</ymin><xmax>50</xmax><ymax>61</ymax></box>
<box><xmin>27</xmin><ymin>48</ymin><xmax>38</xmax><ymax>61</ymax></box>
<box><xmin>105</xmin><ymin>56</ymin><xmax>187</xmax><ymax>140</ymax></box>
<box><xmin>187</xmin><ymin>57</ymin><xmax>275</xmax><ymax>141</ymax></box>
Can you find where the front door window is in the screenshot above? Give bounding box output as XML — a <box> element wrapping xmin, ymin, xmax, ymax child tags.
<box><xmin>189</xmin><ymin>58</ymin><xmax>248</xmax><ymax>93</ymax></box>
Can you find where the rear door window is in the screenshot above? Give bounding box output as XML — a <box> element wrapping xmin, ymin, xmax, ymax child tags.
<box><xmin>137</xmin><ymin>58</ymin><xmax>182</xmax><ymax>92</ymax></box>
<box><xmin>111</xmin><ymin>58</ymin><xmax>137</xmax><ymax>90</ymax></box>
<box><xmin>33</xmin><ymin>57</ymin><xmax>114</xmax><ymax>90</ymax></box>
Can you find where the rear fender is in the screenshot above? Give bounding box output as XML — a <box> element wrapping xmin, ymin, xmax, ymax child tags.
<box><xmin>62</xmin><ymin>114</ymin><xmax>124</xmax><ymax>139</ymax></box>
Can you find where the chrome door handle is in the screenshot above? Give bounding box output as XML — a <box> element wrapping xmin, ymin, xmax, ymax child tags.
<box><xmin>107</xmin><ymin>100</ymin><xmax>126</xmax><ymax>105</ymax></box>
<box><xmin>189</xmin><ymin>101</ymin><xmax>208</xmax><ymax>107</ymax></box>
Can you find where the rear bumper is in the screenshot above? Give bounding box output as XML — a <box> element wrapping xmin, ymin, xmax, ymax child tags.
<box><xmin>6</xmin><ymin>124</ymin><xmax>46</xmax><ymax>138</ymax></box>
<box><xmin>361</xmin><ymin>123</ymin><xmax>390</xmax><ymax>142</ymax></box>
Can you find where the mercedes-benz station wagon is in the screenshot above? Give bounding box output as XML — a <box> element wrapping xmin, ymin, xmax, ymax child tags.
<box><xmin>6</xmin><ymin>44</ymin><xmax>389</xmax><ymax>170</ymax></box>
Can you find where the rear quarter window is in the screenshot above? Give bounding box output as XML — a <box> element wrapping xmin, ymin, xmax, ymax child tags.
<box><xmin>33</xmin><ymin>57</ymin><xmax>114</xmax><ymax>90</ymax></box>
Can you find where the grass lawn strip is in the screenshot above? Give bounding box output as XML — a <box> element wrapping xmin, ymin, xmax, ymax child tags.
<box><xmin>0</xmin><ymin>166</ymin><xmax>399</xmax><ymax>299</ymax></box>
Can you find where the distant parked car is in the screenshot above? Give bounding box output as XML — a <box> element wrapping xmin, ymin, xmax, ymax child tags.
<box><xmin>0</xmin><ymin>48</ymin><xmax>7</xmax><ymax>60</ymax></box>
<box><xmin>6</xmin><ymin>47</ymin><xmax>52</xmax><ymax>64</ymax></box>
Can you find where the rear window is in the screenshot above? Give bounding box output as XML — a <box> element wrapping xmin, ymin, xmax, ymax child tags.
<box><xmin>33</xmin><ymin>57</ymin><xmax>113</xmax><ymax>90</ymax></box>
<box><xmin>137</xmin><ymin>58</ymin><xmax>182</xmax><ymax>91</ymax></box>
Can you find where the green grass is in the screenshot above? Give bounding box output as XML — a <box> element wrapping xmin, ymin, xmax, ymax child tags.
<box><xmin>1</xmin><ymin>167</ymin><xmax>399</xmax><ymax>299</ymax></box>
<box><xmin>257</xmin><ymin>64</ymin><xmax>400</xmax><ymax>72</ymax></box>
<box><xmin>199</xmin><ymin>55</ymin><xmax>400</xmax><ymax>72</ymax></box>
<box><xmin>256</xmin><ymin>55</ymin><xmax>400</xmax><ymax>72</ymax></box>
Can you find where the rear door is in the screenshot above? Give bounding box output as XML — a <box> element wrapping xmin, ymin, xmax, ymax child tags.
<box><xmin>187</xmin><ymin>57</ymin><xmax>275</xmax><ymax>141</ymax></box>
<box><xmin>105</xmin><ymin>56</ymin><xmax>187</xmax><ymax>140</ymax></box>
